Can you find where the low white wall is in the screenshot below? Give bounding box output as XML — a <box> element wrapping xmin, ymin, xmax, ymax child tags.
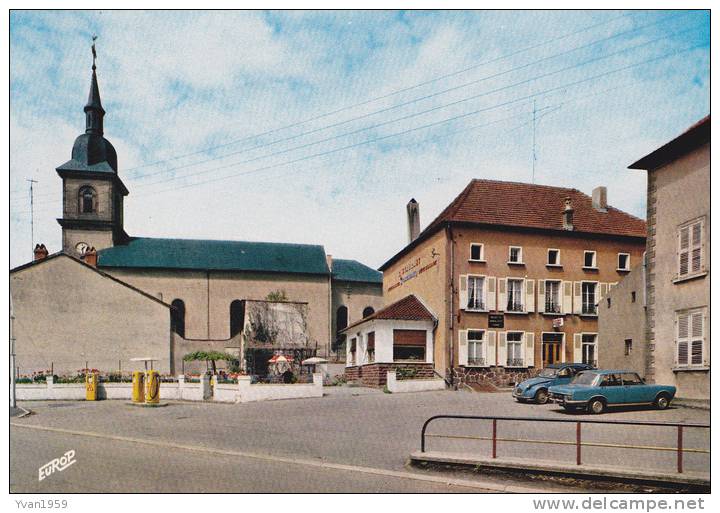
<box><xmin>386</xmin><ymin>370</ymin><xmax>445</xmax><ymax>393</ymax></box>
<box><xmin>235</xmin><ymin>373</ymin><xmax>323</xmax><ymax>403</ymax></box>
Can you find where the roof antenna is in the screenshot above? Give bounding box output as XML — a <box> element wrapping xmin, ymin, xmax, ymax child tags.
<box><xmin>91</xmin><ymin>34</ymin><xmax>98</xmax><ymax>70</ymax></box>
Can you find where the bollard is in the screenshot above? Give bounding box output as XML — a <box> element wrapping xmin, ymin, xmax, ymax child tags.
<box><xmin>145</xmin><ymin>370</ymin><xmax>160</xmax><ymax>404</ymax></box>
<box><xmin>85</xmin><ymin>371</ymin><xmax>99</xmax><ymax>401</ymax></box>
<box><xmin>132</xmin><ymin>371</ymin><xmax>145</xmax><ymax>403</ymax></box>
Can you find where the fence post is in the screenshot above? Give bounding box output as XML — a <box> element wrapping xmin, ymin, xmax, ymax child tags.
<box><xmin>576</xmin><ymin>422</ymin><xmax>581</xmax><ymax>465</ymax></box>
<box><xmin>492</xmin><ymin>419</ymin><xmax>497</xmax><ymax>459</ymax></box>
<box><xmin>677</xmin><ymin>425</ymin><xmax>684</xmax><ymax>474</ymax></box>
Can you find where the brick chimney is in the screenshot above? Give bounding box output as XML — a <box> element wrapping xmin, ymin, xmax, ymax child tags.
<box><xmin>82</xmin><ymin>247</ymin><xmax>97</xmax><ymax>267</ymax></box>
<box><xmin>592</xmin><ymin>186</ymin><xmax>608</xmax><ymax>212</ymax></box>
<box><xmin>562</xmin><ymin>197</ymin><xmax>574</xmax><ymax>231</ymax></box>
<box><xmin>407</xmin><ymin>198</ymin><xmax>421</xmax><ymax>243</ymax></box>
<box><xmin>33</xmin><ymin>243</ymin><xmax>48</xmax><ymax>261</ymax></box>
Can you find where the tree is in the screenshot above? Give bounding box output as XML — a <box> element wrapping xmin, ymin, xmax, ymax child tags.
<box><xmin>265</xmin><ymin>290</ymin><xmax>288</xmax><ymax>302</ymax></box>
<box><xmin>183</xmin><ymin>350</ymin><xmax>236</xmax><ymax>375</ymax></box>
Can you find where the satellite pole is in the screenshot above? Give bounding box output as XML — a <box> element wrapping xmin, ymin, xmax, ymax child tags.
<box><xmin>532</xmin><ymin>99</ymin><xmax>537</xmax><ymax>184</ymax></box>
<box><xmin>27</xmin><ymin>178</ymin><xmax>38</xmax><ymax>257</ymax></box>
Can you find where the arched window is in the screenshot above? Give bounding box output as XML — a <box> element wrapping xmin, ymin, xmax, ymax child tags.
<box><xmin>333</xmin><ymin>305</ymin><xmax>348</xmax><ymax>353</ymax></box>
<box><xmin>171</xmin><ymin>299</ymin><xmax>186</xmax><ymax>338</ymax></box>
<box><xmin>78</xmin><ymin>186</ymin><xmax>97</xmax><ymax>214</ymax></box>
<box><xmin>362</xmin><ymin>306</ymin><xmax>375</xmax><ymax>318</ymax></box>
<box><xmin>230</xmin><ymin>300</ymin><xmax>245</xmax><ymax>338</ymax></box>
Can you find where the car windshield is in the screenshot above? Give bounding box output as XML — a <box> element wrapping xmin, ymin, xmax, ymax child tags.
<box><xmin>538</xmin><ymin>368</ymin><xmax>558</xmax><ymax>377</ymax></box>
<box><xmin>571</xmin><ymin>371</ymin><xmax>598</xmax><ymax>385</ymax></box>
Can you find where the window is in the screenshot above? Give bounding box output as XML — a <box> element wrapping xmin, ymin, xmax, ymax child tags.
<box><xmin>606</xmin><ymin>297</ymin><xmax>611</xmax><ymax>308</ymax></box>
<box><xmin>506</xmin><ymin>332</ymin><xmax>524</xmax><ymax>367</ymax></box>
<box><xmin>362</xmin><ymin>306</ymin><xmax>375</xmax><ymax>318</ymax></box>
<box><xmin>678</xmin><ymin>219</ymin><xmax>704</xmax><ymax>278</ymax></box>
<box><xmin>544</xmin><ymin>280</ymin><xmax>561</xmax><ymax>313</ymax></box>
<box><xmin>547</xmin><ymin>249</ymin><xmax>560</xmax><ymax>266</ymax></box>
<box><xmin>676</xmin><ymin>309</ymin><xmax>705</xmax><ymax>368</ymax></box>
<box><xmin>583</xmin><ymin>251</ymin><xmax>597</xmax><ymax>269</ymax></box>
<box><xmin>621</xmin><ymin>372</ymin><xmax>643</xmax><ymax>386</ymax></box>
<box><xmin>581</xmin><ymin>334</ymin><xmax>597</xmax><ymax>367</ymax></box>
<box><xmin>467</xmin><ymin>276</ymin><xmax>486</xmax><ymax>311</ymax></box>
<box><xmin>393</xmin><ymin>329</ymin><xmax>426</xmax><ymax>361</ymax></box>
<box><xmin>367</xmin><ymin>332</ymin><xmax>375</xmax><ymax>363</ymax></box>
<box><xmin>349</xmin><ymin>338</ymin><xmax>357</xmax><ymax>365</ymax></box>
<box><xmin>78</xmin><ymin>186</ymin><xmax>96</xmax><ymax>214</ymax></box>
<box><xmin>631</xmin><ymin>291</ymin><xmax>636</xmax><ymax>303</ymax></box>
<box><xmin>625</xmin><ymin>339</ymin><xmax>633</xmax><ymax>356</ymax></box>
<box><xmin>617</xmin><ymin>253</ymin><xmax>630</xmax><ymax>271</ymax></box>
<box><xmin>229</xmin><ymin>300</ymin><xmax>244</xmax><ymax>338</ymax></box>
<box><xmin>581</xmin><ymin>282</ymin><xmax>597</xmax><ymax>315</ymax></box>
<box><xmin>470</xmin><ymin>243</ymin><xmax>484</xmax><ymax>261</ymax></box>
<box><xmin>599</xmin><ymin>374</ymin><xmax>622</xmax><ymax>387</ymax></box>
<box><xmin>334</xmin><ymin>306</ymin><xmax>348</xmax><ymax>353</ymax></box>
<box><xmin>508</xmin><ymin>246</ymin><xmax>523</xmax><ymax>264</ymax></box>
<box><xmin>506</xmin><ymin>278</ymin><xmax>524</xmax><ymax>312</ymax></box>
<box><xmin>170</xmin><ymin>299</ymin><xmax>186</xmax><ymax>338</ymax></box>
<box><xmin>468</xmin><ymin>330</ymin><xmax>485</xmax><ymax>366</ymax></box>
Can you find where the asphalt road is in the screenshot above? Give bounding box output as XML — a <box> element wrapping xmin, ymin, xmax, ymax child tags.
<box><xmin>10</xmin><ymin>389</ymin><xmax>709</xmax><ymax>493</ymax></box>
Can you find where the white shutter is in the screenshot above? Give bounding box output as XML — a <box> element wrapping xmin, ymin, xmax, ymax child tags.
<box><xmin>573</xmin><ymin>334</ymin><xmax>583</xmax><ymax>363</ymax></box>
<box><xmin>459</xmin><ymin>275</ymin><xmax>468</xmax><ymax>311</ymax></box>
<box><xmin>486</xmin><ymin>277</ymin><xmax>496</xmax><ymax>311</ymax></box>
<box><xmin>497</xmin><ymin>332</ymin><xmax>507</xmax><ymax>367</ymax></box>
<box><xmin>458</xmin><ymin>330</ymin><xmax>468</xmax><ymax>366</ymax></box>
<box><xmin>525</xmin><ymin>279</ymin><xmax>535</xmax><ymax>313</ymax></box>
<box><xmin>486</xmin><ymin>331</ymin><xmax>496</xmax><ymax>367</ymax></box>
<box><xmin>573</xmin><ymin>282</ymin><xmax>582</xmax><ymax>314</ymax></box>
<box><xmin>677</xmin><ymin>313</ymin><xmax>689</xmax><ymax>366</ymax></box>
<box><xmin>563</xmin><ymin>281</ymin><xmax>573</xmax><ymax>314</ymax></box>
<box><xmin>690</xmin><ymin>311</ymin><xmax>704</xmax><ymax>365</ymax></box>
<box><xmin>691</xmin><ymin>221</ymin><xmax>703</xmax><ymax>273</ymax></box>
<box><xmin>679</xmin><ymin>226</ymin><xmax>690</xmax><ymax>276</ymax></box>
<box><xmin>525</xmin><ymin>332</ymin><xmax>535</xmax><ymax>367</ymax></box>
<box><xmin>497</xmin><ymin>278</ymin><xmax>507</xmax><ymax>312</ymax></box>
<box><xmin>537</xmin><ymin>280</ymin><xmax>545</xmax><ymax>314</ymax></box>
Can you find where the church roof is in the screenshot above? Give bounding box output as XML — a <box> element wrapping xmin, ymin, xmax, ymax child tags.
<box><xmin>331</xmin><ymin>259</ymin><xmax>382</xmax><ymax>284</ymax></box>
<box><xmin>97</xmin><ymin>237</ymin><xmax>331</xmax><ymax>276</ymax></box>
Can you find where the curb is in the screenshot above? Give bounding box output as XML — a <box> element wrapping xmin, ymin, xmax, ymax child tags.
<box><xmin>673</xmin><ymin>400</ymin><xmax>710</xmax><ymax>411</ymax></box>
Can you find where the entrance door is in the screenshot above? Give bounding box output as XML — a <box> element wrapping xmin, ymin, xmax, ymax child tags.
<box><xmin>542</xmin><ymin>333</ymin><xmax>564</xmax><ymax>366</ymax></box>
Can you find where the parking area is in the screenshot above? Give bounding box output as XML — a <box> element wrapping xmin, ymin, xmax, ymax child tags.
<box><xmin>10</xmin><ymin>389</ymin><xmax>710</xmax><ymax>492</ymax></box>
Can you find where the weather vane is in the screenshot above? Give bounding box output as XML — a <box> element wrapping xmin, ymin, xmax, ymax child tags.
<box><xmin>91</xmin><ymin>35</ymin><xmax>97</xmax><ymax>70</ymax></box>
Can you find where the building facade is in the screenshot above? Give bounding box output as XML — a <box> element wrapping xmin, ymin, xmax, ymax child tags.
<box><xmin>600</xmin><ymin>117</ymin><xmax>709</xmax><ymax>399</ymax></box>
<box><xmin>379</xmin><ymin>180</ymin><xmax>647</xmax><ymax>388</ymax></box>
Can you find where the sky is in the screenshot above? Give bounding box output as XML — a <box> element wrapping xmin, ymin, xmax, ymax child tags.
<box><xmin>9</xmin><ymin>10</ymin><xmax>710</xmax><ymax>269</ymax></box>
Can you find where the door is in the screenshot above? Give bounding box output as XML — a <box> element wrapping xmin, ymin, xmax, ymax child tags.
<box><xmin>542</xmin><ymin>333</ymin><xmax>563</xmax><ymax>366</ymax></box>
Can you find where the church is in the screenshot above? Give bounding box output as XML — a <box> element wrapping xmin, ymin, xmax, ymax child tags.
<box><xmin>10</xmin><ymin>56</ymin><xmax>383</xmax><ymax>377</ymax></box>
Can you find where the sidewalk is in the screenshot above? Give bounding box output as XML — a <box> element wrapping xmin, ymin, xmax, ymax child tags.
<box><xmin>409</xmin><ymin>451</ymin><xmax>710</xmax><ymax>490</ymax></box>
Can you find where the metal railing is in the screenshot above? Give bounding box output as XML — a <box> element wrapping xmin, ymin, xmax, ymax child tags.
<box><xmin>420</xmin><ymin>415</ymin><xmax>709</xmax><ymax>474</ymax></box>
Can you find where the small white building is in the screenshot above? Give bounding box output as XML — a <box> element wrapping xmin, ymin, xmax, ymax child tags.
<box><xmin>343</xmin><ymin>295</ymin><xmax>437</xmax><ymax>387</ymax></box>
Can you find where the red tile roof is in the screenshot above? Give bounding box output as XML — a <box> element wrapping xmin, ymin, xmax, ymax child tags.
<box><xmin>380</xmin><ymin>179</ymin><xmax>646</xmax><ymax>270</ymax></box>
<box><xmin>342</xmin><ymin>295</ymin><xmax>435</xmax><ymax>332</ymax></box>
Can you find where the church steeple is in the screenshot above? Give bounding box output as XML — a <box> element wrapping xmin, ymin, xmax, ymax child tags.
<box><xmin>84</xmin><ymin>37</ymin><xmax>105</xmax><ymax>136</ymax></box>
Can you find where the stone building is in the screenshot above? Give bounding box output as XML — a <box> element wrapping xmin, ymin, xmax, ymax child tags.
<box><xmin>600</xmin><ymin>116</ymin><xmax>709</xmax><ymax>399</ymax></box>
<box><xmin>10</xmin><ymin>56</ymin><xmax>381</xmax><ymax>376</ymax></box>
<box><xmin>378</xmin><ymin>179</ymin><xmax>647</xmax><ymax>388</ymax></box>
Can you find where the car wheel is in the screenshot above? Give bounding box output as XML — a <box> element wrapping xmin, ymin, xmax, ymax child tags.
<box><xmin>655</xmin><ymin>393</ymin><xmax>671</xmax><ymax>410</ymax></box>
<box><xmin>588</xmin><ymin>398</ymin><xmax>605</xmax><ymax>414</ymax></box>
<box><xmin>534</xmin><ymin>389</ymin><xmax>549</xmax><ymax>404</ymax></box>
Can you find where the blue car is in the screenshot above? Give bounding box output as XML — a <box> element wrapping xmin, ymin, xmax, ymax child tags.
<box><xmin>548</xmin><ymin>369</ymin><xmax>677</xmax><ymax>414</ymax></box>
<box><xmin>512</xmin><ymin>363</ymin><xmax>592</xmax><ymax>404</ymax></box>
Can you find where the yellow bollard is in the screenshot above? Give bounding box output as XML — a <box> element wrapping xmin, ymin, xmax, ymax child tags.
<box><xmin>145</xmin><ymin>370</ymin><xmax>160</xmax><ymax>404</ymax></box>
<box><xmin>132</xmin><ymin>371</ymin><xmax>145</xmax><ymax>403</ymax></box>
<box><xmin>85</xmin><ymin>371</ymin><xmax>99</xmax><ymax>401</ymax></box>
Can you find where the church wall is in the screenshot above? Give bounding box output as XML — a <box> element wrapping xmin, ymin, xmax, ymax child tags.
<box><xmin>10</xmin><ymin>256</ymin><xmax>172</xmax><ymax>375</ymax></box>
<box><xmin>63</xmin><ymin>228</ymin><xmax>114</xmax><ymax>254</ymax></box>
<box><xmin>330</xmin><ymin>280</ymin><xmax>384</xmax><ymax>358</ymax></box>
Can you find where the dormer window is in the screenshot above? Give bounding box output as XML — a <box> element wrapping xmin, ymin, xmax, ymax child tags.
<box><xmin>79</xmin><ymin>186</ymin><xmax>97</xmax><ymax>214</ymax></box>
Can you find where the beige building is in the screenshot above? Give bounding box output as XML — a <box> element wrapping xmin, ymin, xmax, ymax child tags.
<box><xmin>378</xmin><ymin>179</ymin><xmax>647</xmax><ymax>388</ymax></box>
<box><xmin>10</xmin><ymin>57</ymin><xmax>381</xmax><ymax>377</ymax></box>
<box><xmin>600</xmin><ymin>116</ymin><xmax>709</xmax><ymax>399</ymax></box>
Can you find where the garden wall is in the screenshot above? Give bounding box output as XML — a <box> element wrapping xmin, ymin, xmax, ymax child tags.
<box><xmin>386</xmin><ymin>370</ymin><xmax>446</xmax><ymax>393</ymax></box>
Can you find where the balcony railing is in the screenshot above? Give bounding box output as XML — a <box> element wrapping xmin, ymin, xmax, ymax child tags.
<box><xmin>581</xmin><ymin>305</ymin><xmax>597</xmax><ymax>315</ymax></box>
<box><xmin>467</xmin><ymin>358</ymin><xmax>486</xmax><ymax>367</ymax></box>
<box><xmin>506</xmin><ymin>358</ymin><xmax>524</xmax><ymax>367</ymax></box>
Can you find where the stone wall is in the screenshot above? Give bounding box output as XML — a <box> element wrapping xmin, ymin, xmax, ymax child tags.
<box><xmin>345</xmin><ymin>362</ymin><xmax>434</xmax><ymax>387</ymax></box>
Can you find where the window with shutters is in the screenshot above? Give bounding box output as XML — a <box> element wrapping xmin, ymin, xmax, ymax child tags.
<box><xmin>581</xmin><ymin>334</ymin><xmax>597</xmax><ymax>367</ymax></box>
<box><xmin>467</xmin><ymin>275</ymin><xmax>486</xmax><ymax>311</ymax></box>
<box><xmin>676</xmin><ymin>309</ymin><xmax>706</xmax><ymax>368</ymax></box>
<box><xmin>581</xmin><ymin>282</ymin><xmax>598</xmax><ymax>315</ymax></box>
<box><xmin>468</xmin><ymin>330</ymin><xmax>485</xmax><ymax>366</ymax></box>
<box><xmin>470</xmin><ymin>243</ymin><xmax>485</xmax><ymax>262</ymax></box>
<box><xmin>544</xmin><ymin>280</ymin><xmax>561</xmax><ymax>313</ymax></box>
<box><xmin>506</xmin><ymin>278</ymin><xmax>524</xmax><ymax>312</ymax></box>
<box><xmin>508</xmin><ymin>246</ymin><xmax>523</xmax><ymax>264</ymax></box>
<box><xmin>677</xmin><ymin>219</ymin><xmax>705</xmax><ymax>280</ymax></box>
<box><xmin>506</xmin><ymin>332</ymin><xmax>524</xmax><ymax>367</ymax></box>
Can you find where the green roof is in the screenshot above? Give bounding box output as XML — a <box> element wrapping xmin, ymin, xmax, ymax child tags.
<box><xmin>98</xmin><ymin>237</ymin><xmax>330</xmax><ymax>275</ymax></box>
<box><xmin>331</xmin><ymin>258</ymin><xmax>382</xmax><ymax>284</ymax></box>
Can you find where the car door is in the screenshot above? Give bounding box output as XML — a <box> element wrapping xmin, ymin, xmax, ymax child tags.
<box><xmin>598</xmin><ymin>373</ymin><xmax>624</xmax><ymax>404</ymax></box>
<box><xmin>621</xmin><ymin>372</ymin><xmax>649</xmax><ymax>403</ymax></box>
<box><xmin>554</xmin><ymin>366</ymin><xmax>574</xmax><ymax>386</ymax></box>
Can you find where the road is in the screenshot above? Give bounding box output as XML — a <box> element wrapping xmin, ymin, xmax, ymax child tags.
<box><xmin>10</xmin><ymin>389</ymin><xmax>709</xmax><ymax>493</ymax></box>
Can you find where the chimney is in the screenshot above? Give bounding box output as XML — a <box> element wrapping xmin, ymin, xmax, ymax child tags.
<box><xmin>82</xmin><ymin>247</ymin><xmax>97</xmax><ymax>267</ymax></box>
<box><xmin>592</xmin><ymin>186</ymin><xmax>608</xmax><ymax>212</ymax></box>
<box><xmin>326</xmin><ymin>254</ymin><xmax>333</xmax><ymax>272</ymax></box>
<box><xmin>563</xmin><ymin>197</ymin><xmax>574</xmax><ymax>231</ymax></box>
<box><xmin>33</xmin><ymin>244</ymin><xmax>48</xmax><ymax>261</ymax></box>
<box><xmin>406</xmin><ymin>198</ymin><xmax>421</xmax><ymax>243</ymax></box>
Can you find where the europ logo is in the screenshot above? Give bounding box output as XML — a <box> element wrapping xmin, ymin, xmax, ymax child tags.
<box><xmin>38</xmin><ymin>450</ymin><xmax>76</xmax><ymax>481</ymax></box>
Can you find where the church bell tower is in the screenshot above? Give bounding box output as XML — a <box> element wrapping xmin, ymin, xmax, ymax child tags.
<box><xmin>56</xmin><ymin>39</ymin><xmax>128</xmax><ymax>257</ymax></box>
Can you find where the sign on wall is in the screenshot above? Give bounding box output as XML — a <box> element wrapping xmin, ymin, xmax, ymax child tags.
<box><xmin>387</xmin><ymin>249</ymin><xmax>439</xmax><ymax>292</ymax></box>
<box><xmin>488</xmin><ymin>314</ymin><xmax>504</xmax><ymax>328</ymax></box>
